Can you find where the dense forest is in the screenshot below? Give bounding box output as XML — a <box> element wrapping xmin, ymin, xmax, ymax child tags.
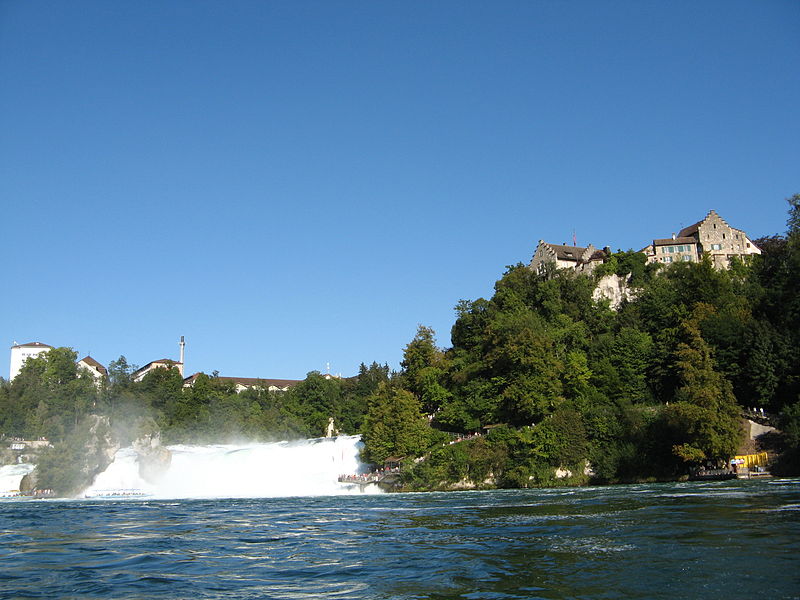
<box><xmin>0</xmin><ymin>355</ymin><xmax>390</xmax><ymax>445</ymax></box>
<box><xmin>2</xmin><ymin>196</ymin><xmax>799</xmax><ymax>493</ymax></box>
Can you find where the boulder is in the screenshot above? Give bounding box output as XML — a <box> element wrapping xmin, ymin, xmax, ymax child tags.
<box><xmin>555</xmin><ymin>467</ymin><xmax>573</xmax><ymax>479</ymax></box>
<box><xmin>19</xmin><ymin>470</ymin><xmax>38</xmax><ymax>493</ymax></box>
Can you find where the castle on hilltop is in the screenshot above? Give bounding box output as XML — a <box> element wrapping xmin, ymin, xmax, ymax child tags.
<box><xmin>640</xmin><ymin>210</ymin><xmax>761</xmax><ymax>268</ymax></box>
<box><xmin>530</xmin><ymin>210</ymin><xmax>761</xmax><ymax>275</ymax></box>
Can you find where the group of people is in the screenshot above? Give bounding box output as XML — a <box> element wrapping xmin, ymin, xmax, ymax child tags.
<box><xmin>446</xmin><ymin>432</ymin><xmax>482</xmax><ymax>445</ymax></box>
<box><xmin>338</xmin><ymin>466</ymin><xmax>400</xmax><ymax>484</ymax></box>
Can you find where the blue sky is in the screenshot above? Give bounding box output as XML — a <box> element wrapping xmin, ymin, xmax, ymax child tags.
<box><xmin>1</xmin><ymin>1</ymin><xmax>798</xmax><ymax>380</ymax></box>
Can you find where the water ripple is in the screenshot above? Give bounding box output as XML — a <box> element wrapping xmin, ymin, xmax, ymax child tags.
<box><xmin>0</xmin><ymin>479</ymin><xmax>798</xmax><ymax>599</ymax></box>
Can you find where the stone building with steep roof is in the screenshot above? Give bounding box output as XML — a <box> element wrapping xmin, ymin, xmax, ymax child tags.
<box><xmin>529</xmin><ymin>241</ymin><xmax>608</xmax><ymax>276</ymax></box>
<box><xmin>640</xmin><ymin>236</ymin><xmax>700</xmax><ymax>265</ymax></box>
<box><xmin>642</xmin><ymin>210</ymin><xmax>760</xmax><ymax>268</ymax></box>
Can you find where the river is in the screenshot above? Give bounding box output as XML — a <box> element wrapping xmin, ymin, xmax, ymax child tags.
<box><xmin>1</xmin><ymin>478</ymin><xmax>798</xmax><ymax>599</ymax></box>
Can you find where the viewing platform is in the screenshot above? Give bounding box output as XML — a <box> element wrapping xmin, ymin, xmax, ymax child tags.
<box><xmin>338</xmin><ymin>468</ymin><xmax>401</xmax><ymax>489</ymax></box>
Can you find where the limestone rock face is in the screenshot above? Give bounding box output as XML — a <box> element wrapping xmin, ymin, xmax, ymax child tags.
<box><xmin>133</xmin><ymin>431</ymin><xmax>172</xmax><ymax>483</ymax></box>
<box><xmin>746</xmin><ymin>419</ymin><xmax>776</xmax><ymax>440</ymax></box>
<box><xmin>555</xmin><ymin>467</ymin><xmax>573</xmax><ymax>479</ymax></box>
<box><xmin>19</xmin><ymin>470</ymin><xmax>38</xmax><ymax>493</ymax></box>
<box><xmin>84</xmin><ymin>415</ymin><xmax>120</xmax><ymax>479</ymax></box>
<box><xmin>593</xmin><ymin>273</ymin><xmax>636</xmax><ymax>310</ymax></box>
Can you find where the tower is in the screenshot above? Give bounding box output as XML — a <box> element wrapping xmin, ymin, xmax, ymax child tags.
<box><xmin>179</xmin><ymin>336</ymin><xmax>185</xmax><ymax>376</ymax></box>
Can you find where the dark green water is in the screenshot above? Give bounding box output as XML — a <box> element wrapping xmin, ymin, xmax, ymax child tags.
<box><xmin>1</xmin><ymin>478</ymin><xmax>798</xmax><ymax>599</ymax></box>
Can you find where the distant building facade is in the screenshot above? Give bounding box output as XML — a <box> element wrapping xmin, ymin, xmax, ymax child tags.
<box><xmin>77</xmin><ymin>356</ymin><xmax>108</xmax><ymax>384</ymax></box>
<box><xmin>182</xmin><ymin>373</ymin><xmax>300</xmax><ymax>393</ymax></box>
<box><xmin>132</xmin><ymin>359</ymin><xmax>184</xmax><ymax>383</ymax></box>
<box><xmin>9</xmin><ymin>342</ymin><xmax>110</xmax><ymax>383</ymax></box>
<box><xmin>640</xmin><ymin>236</ymin><xmax>700</xmax><ymax>265</ymax></box>
<box><xmin>529</xmin><ymin>241</ymin><xmax>608</xmax><ymax>276</ymax></box>
<box><xmin>131</xmin><ymin>336</ymin><xmax>186</xmax><ymax>382</ymax></box>
<box><xmin>9</xmin><ymin>342</ymin><xmax>52</xmax><ymax>381</ymax></box>
<box><xmin>642</xmin><ymin>210</ymin><xmax>760</xmax><ymax>268</ymax></box>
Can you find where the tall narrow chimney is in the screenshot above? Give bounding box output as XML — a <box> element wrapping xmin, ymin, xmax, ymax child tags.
<box><xmin>179</xmin><ymin>336</ymin><xmax>185</xmax><ymax>376</ymax></box>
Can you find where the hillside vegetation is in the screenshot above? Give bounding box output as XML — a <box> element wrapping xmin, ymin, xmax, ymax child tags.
<box><xmin>2</xmin><ymin>196</ymin><xmax>799</xmax><ymax>494</ymax></box>
<box><xmin>361</xmin><ymin>195</ymin><xmax>800</xmax><ymax>488</ymax></box>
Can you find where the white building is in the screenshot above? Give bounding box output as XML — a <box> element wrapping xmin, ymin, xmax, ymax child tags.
<box><xmin>182</xmin><ymin>373</ymin><xmax>300</xmax><ymax>393</ymax></box>
<box><xmin>77</xmin><ymin>356</ymin><xmax>108</xmax><ymax>384</ymax></box>
<box><xmin>131</xmin><ymin>359</ymin><xmax>184</xmax><ymax>383</ymax></box>
<box><xmin>9</xmin><ymin>342</ymin><xmax>52</xmax><ymax>381</ymax></box>
<box><xmin>131</xmin><ymin>336</ymin><xmax>186</xmax><ymax>382</ymax></box>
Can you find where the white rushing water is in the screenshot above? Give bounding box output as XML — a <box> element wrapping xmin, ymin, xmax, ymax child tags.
<box><xmin>0</xmin><ymin>463</ymin><xmax>35</xmax><ymax>495</ymax></box>
<box><xmin>84</xmin><ymin>435</ymin><xmax>378</xmax><ymax>499</ymax></box>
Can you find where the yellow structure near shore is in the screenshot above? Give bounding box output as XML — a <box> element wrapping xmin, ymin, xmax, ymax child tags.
<box><xmin>732</xmin><ymin>452</ymin><xmax>769</xmax><ymax>469</ymax></box>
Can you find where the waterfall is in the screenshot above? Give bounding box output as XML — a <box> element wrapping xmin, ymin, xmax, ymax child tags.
<box><xmin>0</xmin><ymin>463</ymin><xmax>34</xmax><ymax>496</ymax></box>
<box><xmin>84</xmin><ymin>435</ymin><xmax>379</xmax><ymax>499</ymax></box>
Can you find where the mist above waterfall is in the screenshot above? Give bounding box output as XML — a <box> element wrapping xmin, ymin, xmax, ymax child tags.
<box><xmin>84</xmin><ymin>435</ymin><xmax>377</xmax><ymax>499</ymax></box>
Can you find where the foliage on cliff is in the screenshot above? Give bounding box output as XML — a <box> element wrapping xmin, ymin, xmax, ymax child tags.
<box><xmin>360</xmin><ymin>195</ymin><xmax>800</xmax><ymax>486</ymax></box>
<box><xmin>0</xmin><ymin>356</ymin><xmax>390</xmax><ymax>447</ymax></box>
<box><xmin>3</xmin><ymin>196</ymin><xmax>800</xmax><ymax>490</ymax></box>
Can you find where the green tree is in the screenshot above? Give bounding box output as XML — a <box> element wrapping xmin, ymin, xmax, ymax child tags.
<box><xmin>287</xmin><ymin>371</ymin><xmax>343</xmax><ymax>436</ymax></box>
<box><xmin>107</xmin><ymin>356</ymin><xmax>136</xmax><ymax>387</ymax></box>
<box><xmin>137</xmin><ymin>366</ymin><xmax>184</xmax><ymax>424</ymax></box>
<box><xmin>5</xmin><ymin>348</ymin><xmax>97</xmax><ymax>437</ymax></box>
<box><xmin>400</xmin><ymin>326</ymin><xmax>450</xmax><ymax>414</ymax></box>
<box><xmin>664</xmin><ymin>304</ymin><xmax>743</xmax><ymax>465</ymax></box>
<box><xmin>361</xmin><ymin>384</ymin><xmax>432</xmax><ymax>464</ymax></box>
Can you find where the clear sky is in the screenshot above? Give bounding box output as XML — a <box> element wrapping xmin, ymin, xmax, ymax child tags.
<box><xmin>1</xmin><ymin>1</ymin><xmax>798</xmax><ymax>381</ymax></box>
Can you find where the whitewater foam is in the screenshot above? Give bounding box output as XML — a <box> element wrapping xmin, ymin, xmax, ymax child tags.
<box><xmin>0</xmin><ymin>463</ymin><xmax>34</xmax><ymax>494</ymax></box>
<box><xmin>84</xmin><ymin>435</ymin><xmax>379</xmax><ymax>499</ymax></box>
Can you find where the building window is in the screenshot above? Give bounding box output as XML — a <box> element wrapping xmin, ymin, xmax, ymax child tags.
<box><xmin>682</xmin><ymin>255</ymin><xmax>691</xmax><ymax>261</ymax></box>
<box><xmin>663</xmin><ymin>256</ymin><xmax>673</xmax><ymax>263</ymax></box>
<box><xmin>710</xmin><ymin>243</ymin><xmax>722</xmax><ymax>250</ymax></box>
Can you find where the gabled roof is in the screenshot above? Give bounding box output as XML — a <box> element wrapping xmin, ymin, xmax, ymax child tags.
<box><xmin>78</xmin><ymin>356</ymin><xmax>108</xmax><ymax>376</ymax></box>
<box><xmin>653</xmin><ymin>237</ymin><xmax>696</xmax><ymax>246</ymax></box>
<box><xmin>11</xmin><ymin>342</ymin><xmax>52</xmax><ymax>349</ymax></box>
<box><xmin>678</xmin><ymin>210</ymin><xmax>730</xmax><ymax>238</ymax></box>
<box><xmin>183</xmin><ymin>373</ymin><xmax>300</xmax><ymax>389</ymax></box>
<box><xmin>545</xmin><ymin>243</ymin><xmax>588</xmax><ymax>262</ymax></box>
<box><xmin>677</xmin><ymin>220</ymin><xmax>702</xmax><ymax>238</ymax></box>
<box><xmin>217</xmin><ymin>376</ymin><xmax>301</xmax><ymax>388</ymax></box>
<box><xmin>132</xmin><ymin>359</ymin><xmax>182</xmax><ymax>377</ymax></box>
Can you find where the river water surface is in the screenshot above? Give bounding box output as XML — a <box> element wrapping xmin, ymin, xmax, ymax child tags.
<box><xmin>1</xmin><ymin>478</ymin><xmax>798</xmax><ymax>599</ymax></box>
